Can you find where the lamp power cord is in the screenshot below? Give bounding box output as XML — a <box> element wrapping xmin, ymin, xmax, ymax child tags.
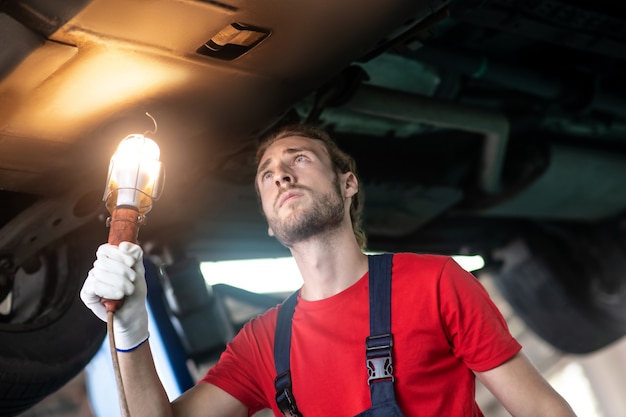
<box><xmin>107</xmin><ymin>311</ymin><xmax>132</xmax><ymax>417</ymax></box>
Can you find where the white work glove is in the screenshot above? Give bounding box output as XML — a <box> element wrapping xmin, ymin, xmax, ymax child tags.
<box><xmin>80</xmin><ymin>242</ymin><xmax>149</xmax><ymax>351</ymax></box>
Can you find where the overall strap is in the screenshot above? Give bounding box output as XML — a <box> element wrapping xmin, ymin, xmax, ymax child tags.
<box><xmin>274</xmin><ymin>290</ymin><xmax>302</xmax><ymax>417</ymax></box>
<box><xmin>274</xmin><ymin>253</ymin><xmax>397</xmax><ymax>416</ymax></box>
<box><xmin>366</xmin><ymin>253</ymin><xmax>397</xmax><ymax>406</ymax></box>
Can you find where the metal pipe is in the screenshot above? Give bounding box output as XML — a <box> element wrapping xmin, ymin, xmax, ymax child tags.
<box><xmin>409</xmin><ymin>46</ymin><xmax>563</xmax><ymax>100</ymax></box>
<box><xmin>406</xmin><ymin>45</ymin><xmax>626</xmax><ymax>118</ymax></box>
<box><xmin>342</xmin><ymin>84</ymin><xmax>509</xmax><ymax>194</ymax></box>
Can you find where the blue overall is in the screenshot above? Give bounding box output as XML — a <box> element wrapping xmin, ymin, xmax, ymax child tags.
<box><xmin>274</xmin><ymin>254</ymin><xmax>405</xmax><ymax>417</ymax></box>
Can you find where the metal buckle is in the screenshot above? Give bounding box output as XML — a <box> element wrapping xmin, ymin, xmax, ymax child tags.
<box><xmin>366</xmin><ymin>334</ymin><xmax>394</xmax><ymax>385</ymax></box>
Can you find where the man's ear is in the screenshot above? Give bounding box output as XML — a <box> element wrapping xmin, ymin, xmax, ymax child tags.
<box><xmin>342</xmin><ymin>172</ymin><xmax>359</xmax><ymax>199</ymax></box>
<box><xmin>268</xmin><ymin>226</ymin><xmax>275</xmax><ymax>237</ymax></box>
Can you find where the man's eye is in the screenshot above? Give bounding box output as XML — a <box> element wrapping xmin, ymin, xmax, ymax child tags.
<box><xmin>262</xmin><ymin>172</ymin><xmax>273</xmax><ymax>181</ymax></box>
<box><xmin>294</xmin><ymin>155</ymin><xmax>308</xmax><ymax>163</ymax></box>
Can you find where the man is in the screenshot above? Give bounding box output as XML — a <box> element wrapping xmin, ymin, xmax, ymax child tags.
<box><xmin>81</xmin><ymin>124</ymin><xmax>577</xmax><ymax>416</ymax></box>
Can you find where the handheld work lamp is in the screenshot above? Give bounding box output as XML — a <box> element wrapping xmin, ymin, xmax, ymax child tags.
<box><xmin>99</xmin><ymin>122</ymin><xmax>165</xmax><ymax>417</ymax></box>
<box><xmin>102</xmin><ymin>133</ymin><xmax>164</xmax><ymax>311</ymax></box>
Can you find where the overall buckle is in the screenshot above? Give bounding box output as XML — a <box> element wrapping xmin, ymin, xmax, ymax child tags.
<box><xmin>365</xmin><ymin>334</ymin><xmax>394</xmax><ymax>385</ymax></box>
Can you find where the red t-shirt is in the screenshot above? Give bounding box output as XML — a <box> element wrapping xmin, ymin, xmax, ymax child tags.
<box><xmin>202</xmin><ymin>253</ymin><xmax>521</xmax><ymax>416</ymax></box>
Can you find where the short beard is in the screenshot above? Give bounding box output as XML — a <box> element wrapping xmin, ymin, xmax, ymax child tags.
<box><xmin>270</xmin><ymin>179</ymin><xmax>345</xmax><ymax>247</ymax></box>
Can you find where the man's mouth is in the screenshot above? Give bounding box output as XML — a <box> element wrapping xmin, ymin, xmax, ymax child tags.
<box><xmin>278</xmin><ymin>189</ymin><xmax>304</xmax><ymax>208</ymax></box>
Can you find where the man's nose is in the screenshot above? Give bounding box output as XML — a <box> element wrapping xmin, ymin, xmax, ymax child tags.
<box><xmin>274</xmin><ymin>167</ymin><xmax>293</xmax><ymax>187</ymax></box>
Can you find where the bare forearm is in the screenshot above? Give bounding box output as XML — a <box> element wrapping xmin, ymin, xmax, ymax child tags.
<box><xmin>116</xmin><ymin>341</ymin><xmax>248</xmax><ymax>417</ymax></box>
<box><xmin>528</xmin><ymin>395</ymin><xmax>577</xmax><ymax>417</ymax></box>
<box><xmin>117</xmin><ymin>342</ymin><xmax>174</xmax><ymax>417</ymax></box>
<box><xmin>477</xmin><ymin>353</ymin><xmax>577</xmax><ymax>417</ymax></box>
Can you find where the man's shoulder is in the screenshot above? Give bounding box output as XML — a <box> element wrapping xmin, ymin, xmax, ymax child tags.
<box><xmin>389</xmin><ymin>252</ymin><xmax>467</xmax><ymax>284</ymax></box>
<box><xmin>239</xmin><ymin>301</ymin><xmax>282</xmax><ymax>337</ymax></box>
<box><xmin>391</xmin><ymin>252</ymin><xmax>453</xmax><ymax>268</ymax></box>
<box><xmin>390</xmin><ymin>252</ymin><xmax>477</xmax><ymax>291</ymax></box>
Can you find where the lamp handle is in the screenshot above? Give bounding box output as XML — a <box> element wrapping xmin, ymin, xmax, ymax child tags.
<box><xmin>102</xmin><ymin>207</ymin><xmax>142</xmax><ymax>312</ymax></box>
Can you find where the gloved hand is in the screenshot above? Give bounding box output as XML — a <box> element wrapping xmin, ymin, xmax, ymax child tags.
<box><xmin>80</xmin><ymin>241</ymin><xmax>149</xmax><ymax>351</ymax></box>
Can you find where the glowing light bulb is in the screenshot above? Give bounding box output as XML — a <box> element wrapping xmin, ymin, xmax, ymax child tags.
<box><xmin>103</xmin><ymin>134</ymin><xmax>164</xmax><ymax>214</ymax></box>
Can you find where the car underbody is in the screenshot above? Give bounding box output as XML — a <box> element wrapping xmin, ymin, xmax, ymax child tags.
<box><xmin>1</xmin><ymin>0</ymin><xmax>626</xmax><ymax>415</ymax></box>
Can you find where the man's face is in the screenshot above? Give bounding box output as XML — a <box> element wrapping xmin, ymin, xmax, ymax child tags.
<box><xmin>256</xmin><ymin>136</ymin><xmax>350</xmax><ymax>247</ymax></box>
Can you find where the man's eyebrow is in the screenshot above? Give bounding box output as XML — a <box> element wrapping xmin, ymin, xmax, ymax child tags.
<box><xmin>257</xmin><ymin>158</ymin><xmax>271</xmax><ymax>175</ymax></box>
<box><xmin>284</xmin><ymin>146</ymin><xmax>315</xmax><ymax>156</ymax></box>
<box><xmin>256</xmin><ymin>146</ymin><xmax>317</xmax><ymax>174</ymax></box>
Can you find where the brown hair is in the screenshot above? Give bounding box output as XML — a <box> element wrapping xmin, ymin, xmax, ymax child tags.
<box><xmin>256</xmin><ymin>123</ymin><xmax>367</xmax><ymax>249</ymax></box>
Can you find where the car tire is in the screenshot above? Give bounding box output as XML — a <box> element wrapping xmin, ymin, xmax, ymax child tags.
<box><xmin>492</xmin><ymin>222</ymin><xmax>626</xmax><ymax>354</ymax></box>
<box><xmin>0</xmin><ymin>232</ymin><xmax>106</xmax><ymax>417</ymax></box>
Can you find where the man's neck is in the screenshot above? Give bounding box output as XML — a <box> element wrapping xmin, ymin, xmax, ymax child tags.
<box><xmin>289</xmin><ymin>228</ymin><xmax>368</xmax><ymax>301</ymax></box>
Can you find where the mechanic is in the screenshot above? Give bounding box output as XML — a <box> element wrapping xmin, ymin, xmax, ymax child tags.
<box><xmin>81</xmin><ymin>124</ymin><xmax>577</xmax><ymax>416</ymax></box>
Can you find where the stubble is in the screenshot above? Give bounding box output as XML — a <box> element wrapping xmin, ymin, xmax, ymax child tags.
<box><xmin>269</xmin><ymin>178</ymin><xmax>345</xmax><ymax>247</ymax></box>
